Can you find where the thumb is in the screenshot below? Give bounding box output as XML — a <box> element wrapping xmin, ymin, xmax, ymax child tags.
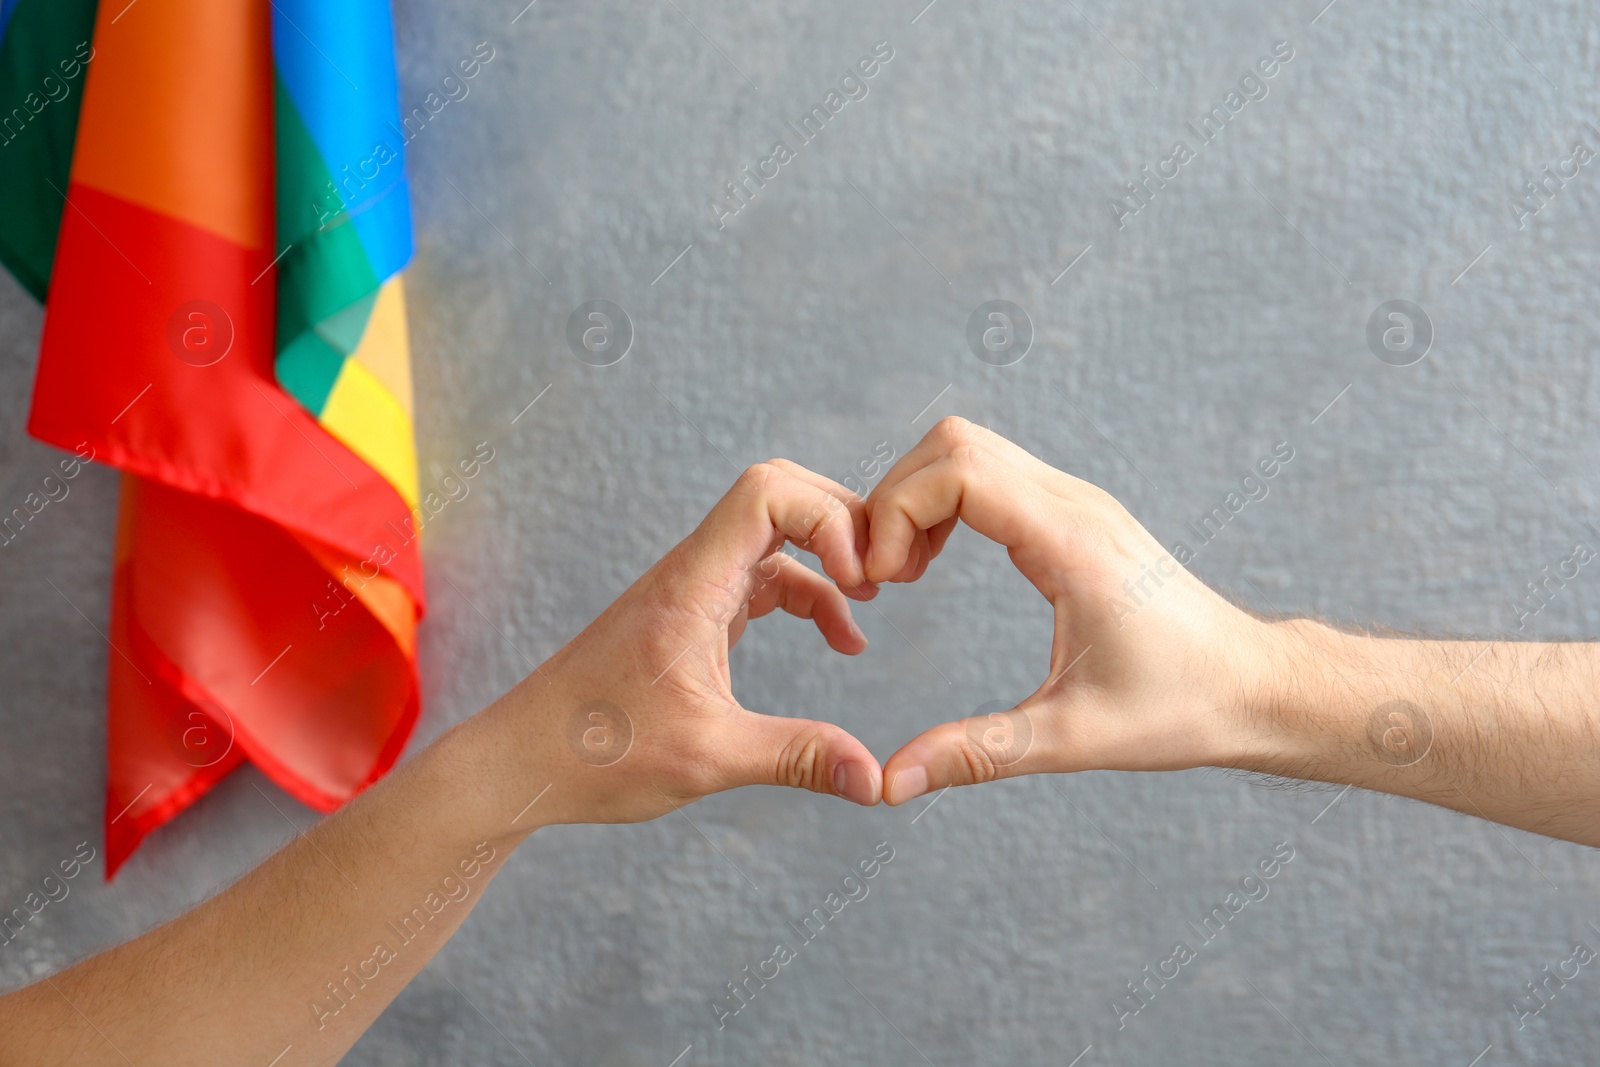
<box><xmin>882</xmin><ymin>704</ymin><xmax>1042</xmax><ymax>805</ymax></box>
<box><xmin>722</xmin><ymin>710</ymin><xmax>883</xmax><ymax>806</ymax></box>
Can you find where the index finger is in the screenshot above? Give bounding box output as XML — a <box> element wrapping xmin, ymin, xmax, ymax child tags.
<box><xmin>869</xmin><ymin>417</ymin><xmax>1087</xmax><ymax>511</ymax></box>
<box><xmin>682</xmin><ymin>461</ymin><xmax>878</xmax><ymax>600</ymax></box>
<box><xmin>863</xmin><ymin>444</ymin><xmax>1069</xmax><ymax>590</ymax></box>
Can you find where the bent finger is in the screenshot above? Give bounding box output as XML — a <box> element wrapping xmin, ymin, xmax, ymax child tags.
<box><xmin>688</xmin><ymin>461</ymin><xmax>874</xmax><ymax>599</ymax></box>
<box><xmin>764</xmin><ymin>458</ymin><xmax>934</xmax><ymax>593</ymax></box>
<box><xmin>869</xmin><ymin>417</ymin><xmax>1082</xmax><ymax>513</ymax></box>
<box><xmin>744</xmin><ymin>553</ymin><xmax>867</xmax><ymax>654</ymax></box>
<box><xmin>865</xmin><ymin>449</ymin><xmax>1066</xmax><ymax>587</ymax></box>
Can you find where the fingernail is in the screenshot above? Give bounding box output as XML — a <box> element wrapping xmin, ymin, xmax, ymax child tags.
<box><xmin>833</xmin><ymin>760</ymin><xmax>877</xmax><ymax>806</ymax></box>
<box><xmin>863</xmin><ymin>546</ymin><xmax>875</xmax><ymax>578</ymax></box>
<box><xmin>890</xmin><ymin>765</ymin><xmax>929</xmax><ymax>805</ymax></box>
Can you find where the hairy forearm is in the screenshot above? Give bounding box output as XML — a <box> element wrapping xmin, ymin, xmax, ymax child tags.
<box><xmin>0</xmin><ymin>715</ymin><xmax>535</xmax><ymax>1066</ymax></box>
<box><xmin>1237</xmin><ymin>619</ymin><xmax>1600</xmax><ymax>846</ymax></box>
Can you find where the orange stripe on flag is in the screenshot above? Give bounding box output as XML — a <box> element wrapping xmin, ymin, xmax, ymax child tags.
<box><xmin>71</xmin><ymin>0</ymin><xmax>274</xmax><ymax>251</ymax></box>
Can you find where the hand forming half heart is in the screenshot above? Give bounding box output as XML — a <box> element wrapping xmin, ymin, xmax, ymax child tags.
<box><xmin>860</xmin><ymin>418</ymin><xmax>1272</xmax><ymax>804</ymax></box>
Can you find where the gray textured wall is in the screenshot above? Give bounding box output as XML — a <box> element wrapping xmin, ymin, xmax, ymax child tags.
<box><xmin>4</xmin><ymin>0</ymin><xmax>1600</xmax><ymax>1063</ymax></box>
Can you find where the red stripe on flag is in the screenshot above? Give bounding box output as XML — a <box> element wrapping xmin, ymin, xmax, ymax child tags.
<box><xmin>30</xmin><ymin>182</ymin><xmax>424</xmax><ymax>606</ymax></box>
<box><xmin>105</xmin><ymin>475</ymin><xmax>420</xmax><ymax>878</ymax></box>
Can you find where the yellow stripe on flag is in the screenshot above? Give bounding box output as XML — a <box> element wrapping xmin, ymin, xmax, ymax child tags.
<box><xmin>347</xmin><ymin>275</ymin><xmax>414</xmax><ymax>418</ymax></box>
<box><xmin>318</xmin><ymin>275</ymin><xmax>419</xmax><ymax>509</ymax></box>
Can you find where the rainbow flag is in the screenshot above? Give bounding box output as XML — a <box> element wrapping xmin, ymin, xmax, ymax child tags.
<box><xmin>0</xmin><ymin>0</ymin><xmax>426</xmax><ymax>876</ymax></box>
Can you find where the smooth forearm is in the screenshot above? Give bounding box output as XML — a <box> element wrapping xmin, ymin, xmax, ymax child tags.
<box><xmin>1235</xmin><ymin>619</ymin><xmax>1600</xmax><ymax>845</ymax></box>
<box><xmin>0</xmin><ymin>459</ymin><xmax>892</xmax><ymax>1064</ymax></box>
<box><xmin>0</xmin><ymin>715</ymin><xmax>536</xmax><ymax>1066</ymax></box>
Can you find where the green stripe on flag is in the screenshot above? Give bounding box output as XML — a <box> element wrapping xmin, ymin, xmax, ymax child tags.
<box><xmin>275</xmin><ymin>289</ymin><xmax>379</xmax><ymax>416</ymax></box>
<box><xmin>273</xmin><ymin>72</ymin><xmax>383</xmax><ymax>416</ymax></box>
<box><xmin>0</xmin><ymin>0</ymin><xmax>98</xmax><ymax>301</ymax></box>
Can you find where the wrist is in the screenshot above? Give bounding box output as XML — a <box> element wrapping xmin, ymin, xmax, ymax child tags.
<box><xmin>422</xmin><ymin>703</ymin><xmax>559</xmax><ymax>851</ymax></box>
<box><xmin>1224</xmin><ymin>616</ymin><xmax>1356</xmax><ymax>777</ymax></box>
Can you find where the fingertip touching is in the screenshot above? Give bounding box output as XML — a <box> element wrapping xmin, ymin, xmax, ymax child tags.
<box><xmin>736</xmin><ymin>713</ymin><xmax>883</xmax><ymax>806</ymax></box>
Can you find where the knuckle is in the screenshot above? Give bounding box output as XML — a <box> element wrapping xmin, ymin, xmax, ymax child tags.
<box><xmin>932</xmin><ymin>415</ymin><xmax>975</xmax><ymax>450</ymax></box>
<box><xmin>754</xmin><ymin>550</ymin><xmax>790</xmax><ymax>583</ymax></box>
<box><xmin>953</xmin><ymin>731</ymin><xmax>1002</xmax><ymax>785</ymax></box>
<box><xmin>799</xmin><ymin>498</ymin><xmax>846</xmax><ymax>547</ymax></box>
<box><xmin>792</xmin><ymin>507</ymin><xmax>826</xmax><ymax>548</ymax></box>
<box><xmin>1077</xmin><ymin>477</ymin><xmax>1122</xmax><ymax>513</ymax></box>
<box><xmin>736</xmin><ymin>461</ymin><xmax>781</xmax><ymax>495</ymax></box>
<box><xmin>949</xmin><ymin>442</ymin><xmax>992</xmax><ymax>474</ymax></box>
<box><xmin>774</xmin><ymin>729</ymin><xmax>828</xmax><ymax>792</ymax></box>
